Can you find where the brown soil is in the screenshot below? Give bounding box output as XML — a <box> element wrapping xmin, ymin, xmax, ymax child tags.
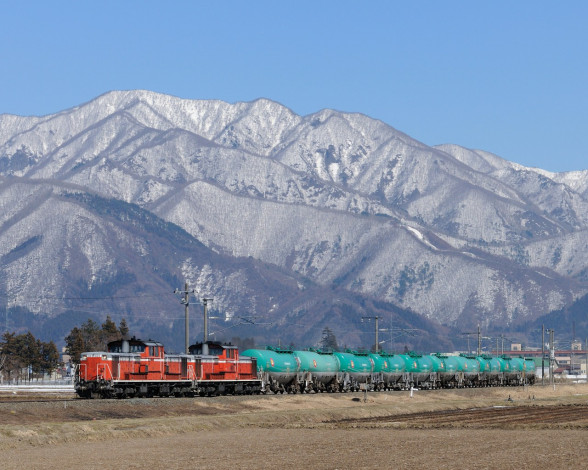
<box><xmin>1</xmin><ymin>384</ymin><xmax>587</xmax><ymax>469</ymax></box>
<box><xmin>331</xmin><ymin>403</ymin><xmax>588</xmax><ymax>428</ymax></box>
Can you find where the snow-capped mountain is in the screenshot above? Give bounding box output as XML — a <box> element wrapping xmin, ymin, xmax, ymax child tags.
<box><xmin>1</xmin><ymin>90</ymin><xmax>587</xmax><ymax>347</ymax></box>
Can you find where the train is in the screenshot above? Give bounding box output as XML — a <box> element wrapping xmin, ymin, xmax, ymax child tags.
<box><xmin>241</xmin><ymin>347</ymin><xmax>536</xmax><ymax>393</ymax></box>
<box><xmin>75</xmin><ymin>337</ymin><xmax>261</xmax><ymax>398</ymax></box>
<box><xmin>75</xmin><ymin>337</ymin><xmax>536</xmax><ymax>398</ymax></box>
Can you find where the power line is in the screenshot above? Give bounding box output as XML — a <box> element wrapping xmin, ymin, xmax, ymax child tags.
<box><xmin>0</xmin><ymin>292</ymin><xmax>170</xmax><ymax>301</ymax></box>
<box><xmin>3</xmin><ymin>303</ymin><xmax>190</xmax><ymax>320</ymax></box>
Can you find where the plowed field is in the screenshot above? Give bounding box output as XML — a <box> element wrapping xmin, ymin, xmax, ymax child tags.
<box><xmin>331</xmin><ymin>403</ymin><xmax>588</xmax><ymax>428</ymax></box>
<box><xmin>1</xmin><ymin>384</ymin><xmax>587</xmax><ymax>469</ymax></box>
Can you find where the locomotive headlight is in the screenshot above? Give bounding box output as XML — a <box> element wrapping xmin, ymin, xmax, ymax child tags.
<box><xmin>102</xmin><ymin>355</ymin><xmax>107</xmax><ymax>360</ymax></box>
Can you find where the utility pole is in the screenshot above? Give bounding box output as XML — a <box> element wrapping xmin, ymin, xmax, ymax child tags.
<box><xmin>477</xmin><ymin>324</ymin><xmax>481</xmax><ymax>356</ymax></box>
<box><xmin>202</xmin><ymin>298</ymin><xmax>213</xmax><ymax>355</ymax></box>
<box><xmin>174</xmin><ymin>282</ymin><xmax>194</xmax><ymax>354</ymax></box>
<box><xmin>542</xmin><ymin>324</ymin><xmax>545</xmax><ymax>386</ymax></box>
<box><xmin>461</xmin><ymin>331</ymin><xmax>476</xmax><ymax>354</ymax></box>
<box><xmin>549</xmin><ymin>328</ymin><xmax>555</xmax><ymax>386</ymax></box>
<box><xmin>362</xmin><ymin>316</ymin><xmax>380</xmax><ymax>352</ymax></box>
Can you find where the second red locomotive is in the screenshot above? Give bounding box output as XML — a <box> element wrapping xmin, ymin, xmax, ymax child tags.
<box><xmin>75</xmin><ymin>337</ymin><xmax>261</xmax><ymax>398</ymax></box>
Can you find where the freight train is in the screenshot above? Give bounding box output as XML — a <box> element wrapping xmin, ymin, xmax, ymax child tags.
<box><xmin>241</xmin><ymin>347</ymin><xmax>536</xmax><ymax>393</ymax></box>
<box><xmin>75</xmin><ymin>337</ymin><xmax>536</xmax><ymax>398</ymax></box>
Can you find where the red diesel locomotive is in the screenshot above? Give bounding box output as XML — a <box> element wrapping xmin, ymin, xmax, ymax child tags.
<box><xmin>75</xmin><ymin>337</ymin><xmax>261</xmax><ymax>398</ymax></box>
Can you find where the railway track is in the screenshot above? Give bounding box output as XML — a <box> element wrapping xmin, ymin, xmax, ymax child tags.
<box><xmin>0</xmin><ymin>385</ymin><xmax>75</xmax><ymax>403</ymax></box>
<box><xmin>0</xmin><ymin>396</ymin><xmax>76</xmax><ymax>404</ymax></box>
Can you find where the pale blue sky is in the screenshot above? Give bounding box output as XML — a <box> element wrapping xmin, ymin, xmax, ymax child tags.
<box><xmin>1</xmin><ymin>1</ymin><xmax>586</xmax><ymax>172</ymax></box>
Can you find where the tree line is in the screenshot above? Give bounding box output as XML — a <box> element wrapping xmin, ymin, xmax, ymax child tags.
<box><xmin>0</xmin><ymin>315</ymin><xmax>130</xmax><ymax>382</ymax></box>
<box><xmin>0</xmin><ymin>332</ymin><xmax>59</xmax><ymax>382</ymax></box>
<box><xmin>65</xmin><ymin>316</ymin><xmax>129</xmax><ymax>363</ymax></box>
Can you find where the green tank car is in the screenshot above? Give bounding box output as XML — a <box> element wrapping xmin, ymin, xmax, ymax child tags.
<box><xmin>376</xmin><ymin>352</ymin><xmax>408</xmax><ymax>389</ymax></box>
<box><xmin>241</xmin><ymin>347</ymin><xmax>298</xmax><ymax>393</ymax></box>
<box><xmin>293</xmin><ymin>349</ymin><xmax>339</xmax><ymax>392</ymax></box>
<box><xmin>333</xmin><ymin>350</ymin><xmax>373</xmax><ymax>390</ymax></box>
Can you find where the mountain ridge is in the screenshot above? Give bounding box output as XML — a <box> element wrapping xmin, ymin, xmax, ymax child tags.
<box><xmin>1</xmin><ymin>90</ymin><xmax>587</xmax><ymax>348</ymax></box>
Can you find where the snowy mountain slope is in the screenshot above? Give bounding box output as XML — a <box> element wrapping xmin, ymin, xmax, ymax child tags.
<box><xmin>1</xmin><ymin>90</ymin><xmax>588</xmax><ymax>338</ymax></box>
<box><xmin>270</xmin><ymin>112</ymin><xmax>574</xmax><ymax>246</ymax></box>
<box><xmin>438</xmin><ymin>144</ymin><xmax>588</xmax><ymax>229</ymax></box>
<box><xmin>0</xmin><ymin>178</ymin><xmax>454</xmax><ymax>350</ymax></box>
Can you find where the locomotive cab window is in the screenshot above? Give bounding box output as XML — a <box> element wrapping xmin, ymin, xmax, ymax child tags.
<box><xmin>209</xmin><ymin>346</ymin><xmax>223</xmax><ymax>356</ymax></box>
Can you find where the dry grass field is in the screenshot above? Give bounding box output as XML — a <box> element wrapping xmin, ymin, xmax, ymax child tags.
<box><xmin>1</xmin><ymin>383</ymin><xmax>587</xmax><ymax>469</ymax></box>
